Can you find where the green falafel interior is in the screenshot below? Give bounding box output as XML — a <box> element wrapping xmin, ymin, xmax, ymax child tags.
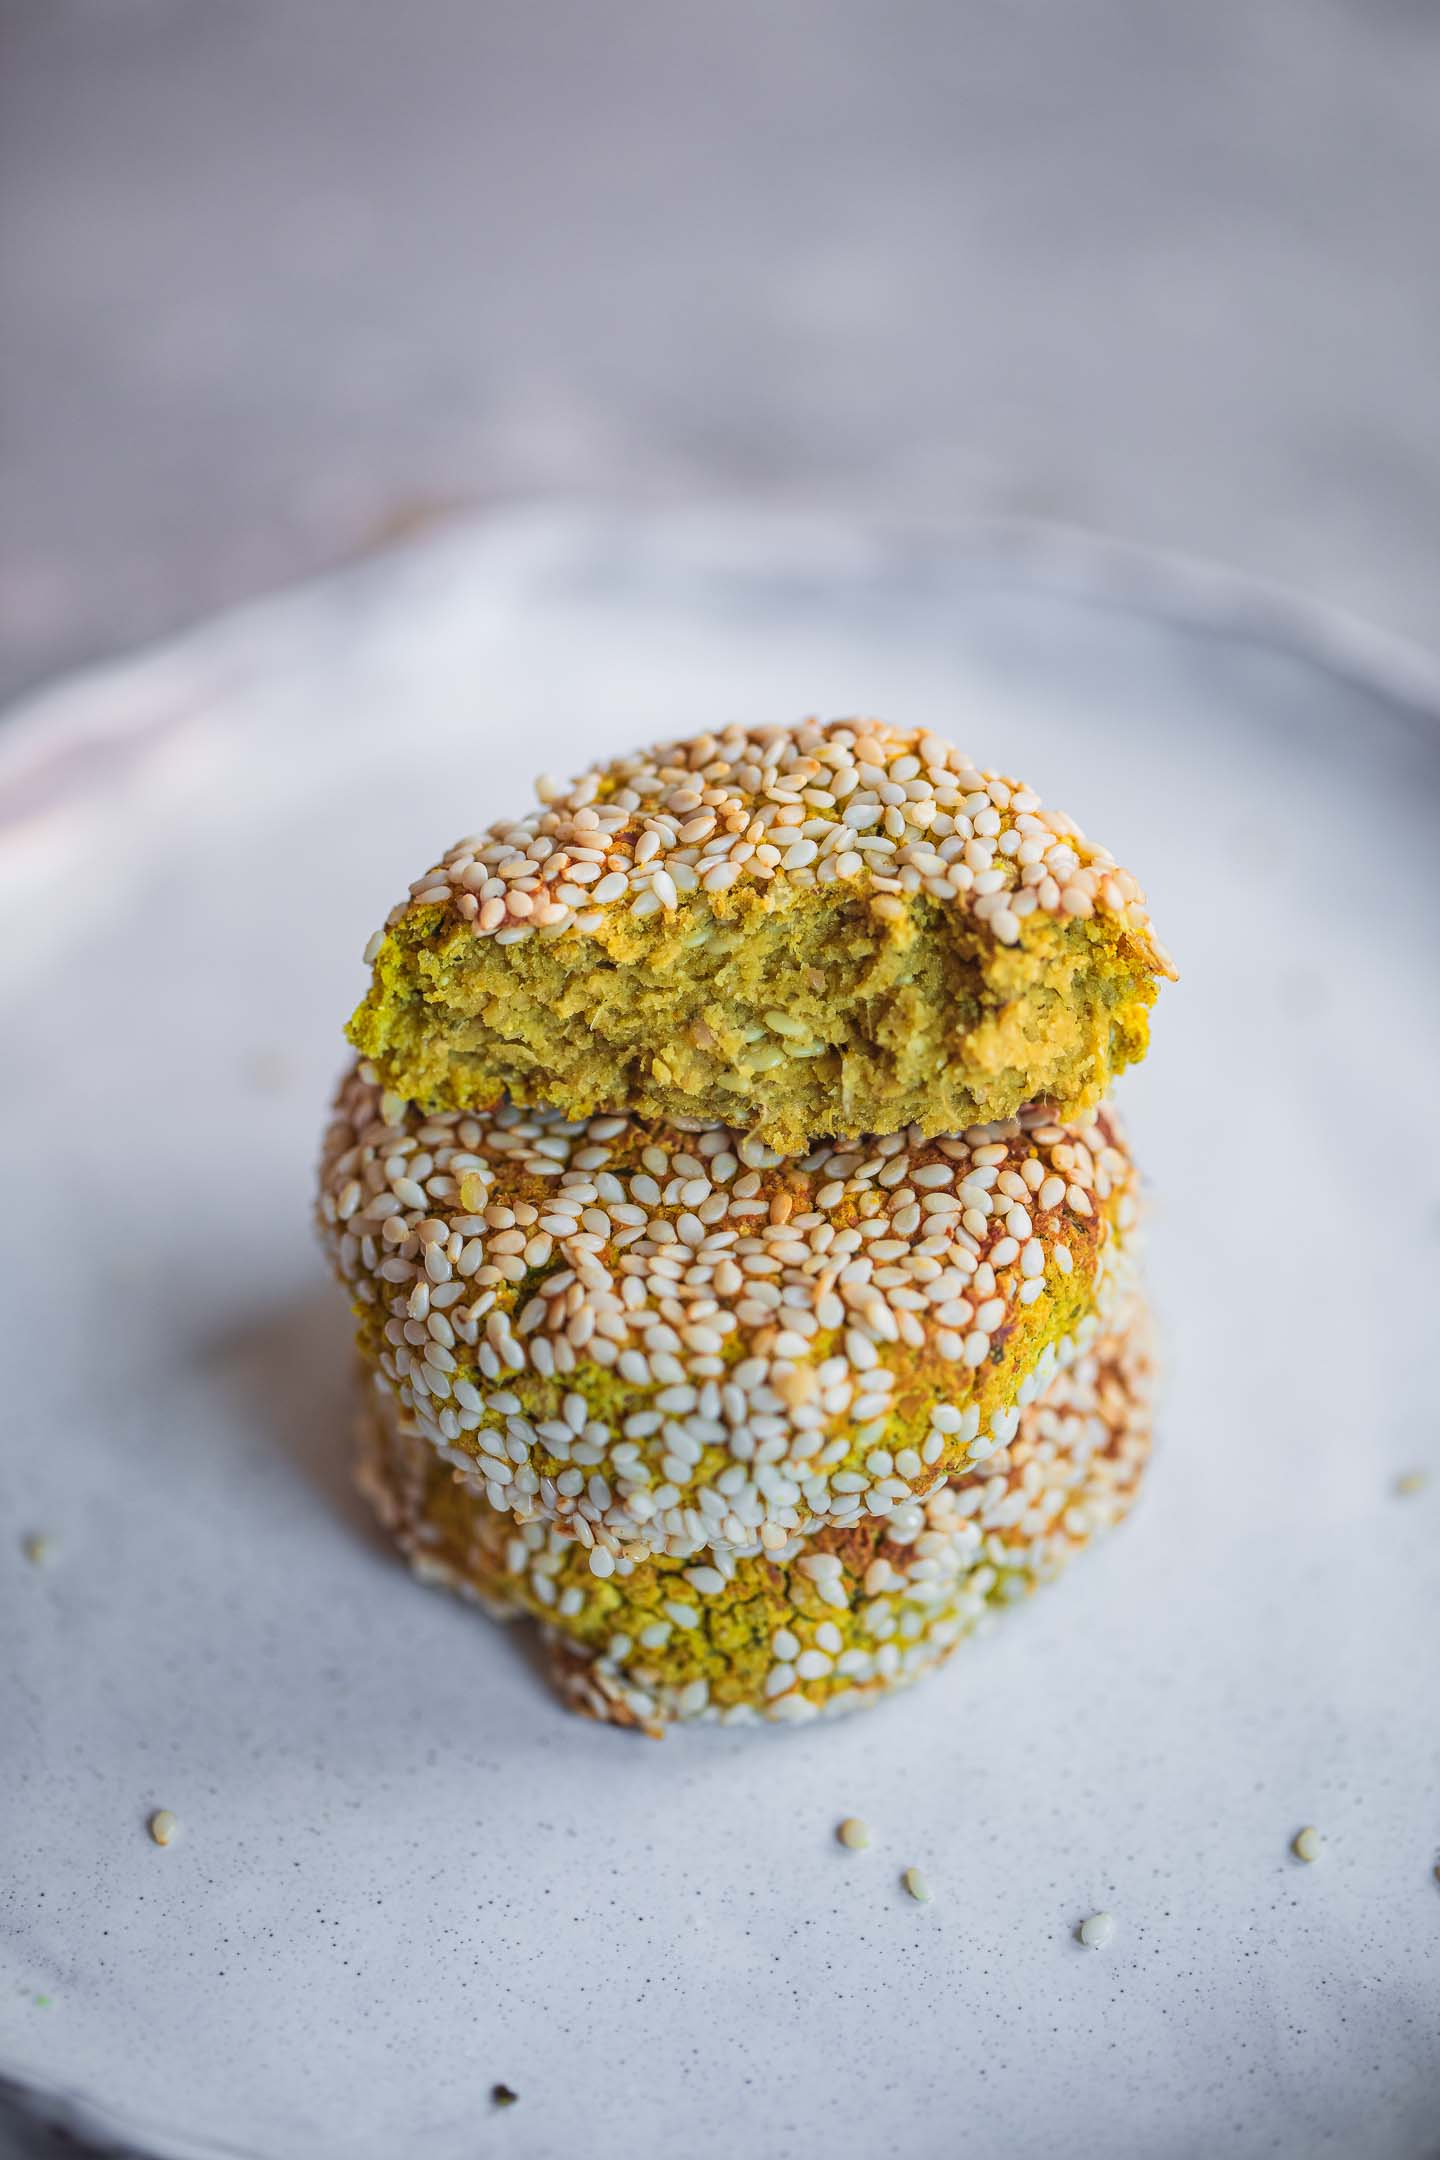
<box><xmin>348</xmin><ymin>718</ymin><xmax>1172</xmax><ymax>1154</ymax></box>
<box><xmin>321</xmin><ymin>716</ymin><xmax>1169</xmax><ymax>1730</ymax></box>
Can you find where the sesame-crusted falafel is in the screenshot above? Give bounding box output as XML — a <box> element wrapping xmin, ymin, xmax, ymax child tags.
<box><xmin>356</xmin><ymin>1300</ymin><xmax>1153</xmax><ymax>1730</ymax></box>
<box><xmin>348</xmin><ymin>720</ymin><xmax>1173</xmax><ymax>1156</ymax></box>
<box><xmin>318</xmin><ymin>1066</ymin><xmax>1140</xmax><ymax>1564</ymax></box>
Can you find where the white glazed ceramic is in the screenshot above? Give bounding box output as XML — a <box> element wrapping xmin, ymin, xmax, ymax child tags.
<box><xmin>2</xmin><ymin>511</ymin><xmax>1437</xmax><ymax>2160</ymax></box>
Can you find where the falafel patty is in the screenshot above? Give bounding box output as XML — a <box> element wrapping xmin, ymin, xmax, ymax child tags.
<box><xmin>319</xmin><ymin>1067</ymin><xmax>1140</xmax><ymax>1563</ymax></box>
<box><xmin>356</xmin><ymin>1298</ymin><xmax>1153</xmax><ymax>1731</ymax></box>
<box><xmin>348</xmin><ymin>720</ymin><xmax>1173</xmax><ymax>1155</ymax></box>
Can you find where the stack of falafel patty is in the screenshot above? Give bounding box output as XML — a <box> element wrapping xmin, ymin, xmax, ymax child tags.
<box><xmin>318</xmin><ymin>720</ymin><xmax>1172</xmax><ymax>1733</ymax></box>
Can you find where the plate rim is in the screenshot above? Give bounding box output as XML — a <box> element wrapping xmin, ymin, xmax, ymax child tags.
<box><xmin>4</xmin><ymin>500</ymin><xmax>1436</xmax><ymax>2160</ymax></box>
<box><xmin>2</xmin><ymin>502</ymin><xmax>1439</xmax><ymax>838</ymax></box>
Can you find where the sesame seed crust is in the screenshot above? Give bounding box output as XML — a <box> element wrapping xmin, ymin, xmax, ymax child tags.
<box><xmin>356</xmin><ymin>1298</ymin><xmax>1154</xmax><ymax>1730</ymax></box>
<box><xmin>348</xmin><ymin>719</ymin><xmax>1174</xmax><ymax>1152</ymax></box>
<box><xmin>372</xmin><ymin>719</ymin><xmax>1169</xmax><ymax>964</ymax></box>
<box><xmin>319</xmin><ymin>1064</ymin><xmax>1140</xmax><ymax>1562</ymax></box>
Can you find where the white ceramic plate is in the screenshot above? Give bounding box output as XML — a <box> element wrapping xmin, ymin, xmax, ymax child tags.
<box><xmin>2</xmin><ymin>511</ymin><xmax>1438</xmax><ymax>2160</ymax></box>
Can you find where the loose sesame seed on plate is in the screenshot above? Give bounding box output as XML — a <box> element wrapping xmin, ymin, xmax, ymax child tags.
<box><xmin>837</xmin><ymin>1817</ymin><xmax>872</xmax><ymax>1850</ymax></box>
<box><xmin>1292</xmin><ymin>1826</ymin><xmax>1323</xmax><ymax>1863</ymax></box>
<box><xmin>902</xmin><ymin>1867</ymin><xmax>932</xmax><ymax>1903</ymax></box>
<box><xmin>1078</xmin><ymin>1911</ymin><xmax>1115</xmax><ymax>1948</ymax></box>
<box><xmin>148</xmin><ymin>1809</ymin><xmax>179</xmax><ymax>1847</ymax></box>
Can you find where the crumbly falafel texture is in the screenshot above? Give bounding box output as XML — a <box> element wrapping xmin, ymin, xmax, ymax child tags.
<box><xmin>347</xmin><ymin>720</ymin><xmax>1173</xmax><ymax>1155</ymax></box>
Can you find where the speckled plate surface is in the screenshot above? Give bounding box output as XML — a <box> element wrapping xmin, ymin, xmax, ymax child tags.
<box><xmin>2</xmin><ymin>510</ymin><xmax>1438</xmax><ymax>2160</ymax></box>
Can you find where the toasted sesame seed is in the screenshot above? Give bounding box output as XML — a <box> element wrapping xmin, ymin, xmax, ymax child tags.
<box><xmin>837</xmin><ymin>1817</ymin><xmax>871</xmax><ymax>1850</ymax></box>
<box><xmin>320</xmin><ymin>1068</ymin><xmax>1137</xmax><ymax>1562</ymax></box>
<box><xmin>361</xmin><ymin>1304</ymin><xmax>1150</xmax><ymax>1723</ymax></box>
<box><xmin>368</xmin><ymin>726</ymin><xmax>1170</xmax><ymax>1060</ymax></box>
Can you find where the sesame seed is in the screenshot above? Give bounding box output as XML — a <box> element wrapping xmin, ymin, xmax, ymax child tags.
<box><xmin>902</xmin><ymin>1867</ymin><xmax>931</xmax><ymax>1903</ymax></box>
<box><xmin>320</xmin><ymin>1068</ymin><xmax>1138</xmax><ymax>1563</ymax></box>
<box><xmin>367</xmin><ymin>722</ymin><xmax>1172</xmax><ymax>1136</ymax></box>
<box><xmin>837</xmin><ymin>1817</ymin><xmax>871</xmax><ymax>1850</ymax></box>
<box><xmin>148</xmin><ymin>1810</ymin><xmax>179</xmax><ymax>1847</ymax></box>
<box><xmin>361</xmin><ymin>1295</ymin><xmax>1151</xmax><ymax>1725</ymax></box>
<box><xmin>22</xmin><ymin>1533</ymin><xmax>53</xmax><ymax>1565</ymax></box>
<box><xmin>1078</xmin><ymin>1911</ymin><xmax>1114</xmax><ymax>1948</ymax></box>
<box><xmin>1395</xmin><ymin>1470</ymin><xmax>1428</xmax><ymax>1497</ymax></box>
<box><xmin>1292</xmin><ymin>1827</ymin><xmax>1323</xmax><ymax>1863</ymax></box>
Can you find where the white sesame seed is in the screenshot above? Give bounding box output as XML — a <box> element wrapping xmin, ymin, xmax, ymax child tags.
<box><xmin>1078</xmin><ymin>1911</ymin><xmax>1114</xmax><ymax>1948</ymax></box>
<box><xmin>321</xmin><ymin>1062</ymin><xmax>1137</xmax><ymax>1565</ymax></box>
<box><xmin>902</xmin><ymin>1867</ymin><xmax>931</xmax><ymax>1903</ymax></box>
<box><xmin>366</xmin><ymin>720</ymin><xmax>1171</xmax><ymax>1211</ymax></box>
<box><xmin>148</xmin><ymin>1810</ymin><xmax>179</xmax><ymax>1847</ymax></box>
<box><xmin>837</xmin><ymin>1817</ymin><xmax>871</xmax><ymax>1850</ymax></box>
<box><xmin>1292</xmin><ymin>1827</ymin><xmax>1323</xmax><ymax>1863</ymax></box>
<box><xmin>797</xmin><ymin>1551</ymin><xmax>843</xmax><ymax>1581</ymax></box>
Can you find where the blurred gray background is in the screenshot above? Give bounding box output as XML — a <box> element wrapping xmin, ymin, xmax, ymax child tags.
<box><xmin>3</xmin><ymin>0</ymin><xmax>1440</xmax><ymax>711</ymax></box>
